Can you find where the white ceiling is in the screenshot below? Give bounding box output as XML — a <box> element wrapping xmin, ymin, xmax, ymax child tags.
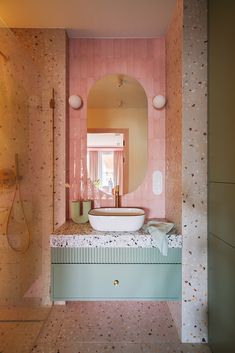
<box><xmin>0</xmin><ymin>0</ymin><xmax>176</xmax><ymax>38</ymax></box>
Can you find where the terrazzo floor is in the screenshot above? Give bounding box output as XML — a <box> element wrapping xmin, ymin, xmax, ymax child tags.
<box><xmin>30</xmin><ymin>302</ymin><xmax>212</xmax><ymax>353</ymax></box>
<box><xmin>0</xmin><ymin>305</ymin><xmax>51</xmax><ymax>353</ymax></box>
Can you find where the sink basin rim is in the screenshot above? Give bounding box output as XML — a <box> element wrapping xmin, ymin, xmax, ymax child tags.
<box><xmin>88</xmin><ymin>207</ymin><xmax>145</xmax><ymax>217</ymax></box>
<box><xmin>88</xmin><ymin>207</ymin><xmax>145</xmax><ymax>232</ymax></box>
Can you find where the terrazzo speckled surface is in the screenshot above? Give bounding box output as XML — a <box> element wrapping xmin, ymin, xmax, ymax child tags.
<box><xmin>11</xmin><ymin>29</ymin><xmax>67</xmax><ymax>306</ymax></box>
<box><xmin>0</xmin><ymin>305</ymin><xmax>50</xmax><ymax>321</ymax></box>
<box><xmin>50</xmin><ymin>221</ymin><xmax>182</xmax><ymax>248</ymax></box>
<box><xmin>0</xmin><ymin>321</ymin><xmax>43</xmax><ymax>353</ymax></box>
<box><xmin>0</xmin><ymin>27</ymin><xmax>67</xmax><ymax>307</ymax></box>
<box><xmin>0</xmin><ymin>305</ymin><xmax>51</xmax><ymax>353</ymax></box>
<box><xmin>182</xmin><ymin>0</ymin><xmax>208</xmax><ymax>343</ymax></box>
<box><xmin>31</xmin><ymin>302</ymin><xmax>211</xmax><ymax>353</ymax></box>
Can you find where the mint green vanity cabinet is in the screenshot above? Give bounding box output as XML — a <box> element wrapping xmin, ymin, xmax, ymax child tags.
<box><xmin>52</xmin><ymin>264</ymin><xmax>181</xmax><ymax>300</ymax></box>
<box><xmin>51</xmin><ymin>247</ymin><xmax>182</xmax><ymax>301</ymax></box>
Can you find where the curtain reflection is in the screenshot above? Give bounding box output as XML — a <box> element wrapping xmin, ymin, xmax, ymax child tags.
<box><xmin>88</xmin><ymin>151</ymin><xmax>98</xmax><ymax>183</ymax></box>
<box><xmin>87</xmin><ymin>149</ymin><xmax>124</xmax><ymax>195</ymax></box>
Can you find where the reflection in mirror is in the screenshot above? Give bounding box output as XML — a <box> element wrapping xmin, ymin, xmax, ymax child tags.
<box><xmin>87</xmin><ymin>130</ymin><xmax>128</xmax><ymax>195</ymax></box>
<box><xmin>87</xmin><ymin>74</ymin><xmax>148</xmax><ymax>195</ymax></box>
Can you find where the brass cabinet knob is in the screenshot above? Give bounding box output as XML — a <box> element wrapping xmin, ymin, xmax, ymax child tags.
<box><xmin>113</xmin><ymin>279</ymin><xmax>120</xmax><ymax>286</ymax></box>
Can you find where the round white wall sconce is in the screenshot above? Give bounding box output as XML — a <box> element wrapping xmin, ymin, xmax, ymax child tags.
<box><xmin>68</xmin><ymin>95</ymin><xmax>83</xmax><ymax>109</ymax></box>
<box><xmin>152</xmin><ymin>95</ymin><xmax>166</xmax><ymax>109</ymax></box>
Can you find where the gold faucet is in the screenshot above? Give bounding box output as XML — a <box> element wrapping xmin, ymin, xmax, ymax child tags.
<box><xmin>113</xmin><ymin>185</ymin><xmax>120</xmax><ymax>208</ymax></box>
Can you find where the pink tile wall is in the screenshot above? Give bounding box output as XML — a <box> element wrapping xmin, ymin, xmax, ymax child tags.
<box><xmin>165</xmin><ymin>0</ymin><xmax>183</xmax><ymax>232</ymax></box>
<box><xmin>165</xmin><ymin>0</ymin><xmax>183</xmax><ymax>336</ymax></box>
<box><xmin>69</xmin><ymin>38</ymin><xmax>166</xmax><ymax>218</ymax></box>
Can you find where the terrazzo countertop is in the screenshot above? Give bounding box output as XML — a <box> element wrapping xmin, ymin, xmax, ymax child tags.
<box><xmin>50</xmin><ymin>221</ymin><xmax>182</xmax><ymax>248</ymax></box>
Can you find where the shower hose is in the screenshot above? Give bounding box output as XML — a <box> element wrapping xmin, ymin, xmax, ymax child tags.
<box><xmin>6</xmin><ymin>156</ymin><xmax>30</xmax><ymax>253</ymax></box>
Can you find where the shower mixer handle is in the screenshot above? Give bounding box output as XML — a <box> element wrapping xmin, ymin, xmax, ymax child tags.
<box><xmin>15</xmin><ymin>153</ymin><xmax>23</xmax><ymax>181</ymax></box>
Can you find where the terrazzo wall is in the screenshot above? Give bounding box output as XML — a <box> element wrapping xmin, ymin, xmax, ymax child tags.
<box><xmin>12</xmin><ymin>29</ymin><xmax>68</xmax><ymax>232</ymax></box>
<box><xmin>0</xmin><ymin>27</ymin><xmax>67</xmax><ymax>305</ymax></box>
<box><xmin>182</xmin><ymin>0</ymin><xmax>208</xmax><ymax>343</ymax></box>
<box><xmin>165</xmin><ymin>0</ymin><xmax>183</xmax><ymax>233</ymax></box>
<box><xmin>69</xmin><ymin>38</ymin><xmax>166</xmax><ymax>218</ymax></box>
<box><xmin>0</xmin><ymin>26</ymin><xmax>35</xmax><ymax>304</ymax></box>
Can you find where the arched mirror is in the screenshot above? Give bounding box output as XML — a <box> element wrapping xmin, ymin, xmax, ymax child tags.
<box><xmin>87</xmin><ymin>74</ymin><xmax>148</xmax><ymax>195</ymax></box>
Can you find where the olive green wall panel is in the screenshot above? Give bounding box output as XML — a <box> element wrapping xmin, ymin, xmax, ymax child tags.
<box><xmin>209</xmin><ymin>183</ymin><xmax>235</xmax><ymax>247</ymax></box>
<box><xmin>208</xmin><ymin>1</ymin><xmax>235</xmax><ymax>352</ymax></box>
<box><xmin>208</xmin><ymin>233</ymin><xmax>235</xmax><ymax>353</ymax></box>
<box><xmin>208</xmin><ymin>1</ymin><xmax>235</xmax><ymax>183</ymax></box>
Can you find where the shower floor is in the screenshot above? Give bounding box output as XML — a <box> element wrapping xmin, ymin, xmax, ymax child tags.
<box><xmin>0</xmin><ymin>305</ymin><xmax>51</xmax><ymax>353</ymax></box>
<box><xmin>28</xmin><ymin>301</ymin><xmax>211</xmax><ymax>353</ymax></box>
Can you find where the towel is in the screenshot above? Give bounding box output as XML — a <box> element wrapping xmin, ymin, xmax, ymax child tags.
<box><xmin>143</xmin><ymin>220</ymin><xmax>174</xmax><ymax>256</ymax></box>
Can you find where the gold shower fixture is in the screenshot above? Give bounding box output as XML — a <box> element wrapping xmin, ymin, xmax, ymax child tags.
<box><xmin>5</xmin><ymin>153</ymin><xmax>30</xmax><ymax>253</ymax></box>
<box><xmin>0</xmin><ymin>50</ymin><xmax>9</xmax><ymax>61</ymax></box>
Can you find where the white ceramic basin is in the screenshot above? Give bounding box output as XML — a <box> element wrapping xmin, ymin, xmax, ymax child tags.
<box><xmin>88</xmin><ymin>207</ymin><xmax>145</xmax><ymax>232</ymax></box>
